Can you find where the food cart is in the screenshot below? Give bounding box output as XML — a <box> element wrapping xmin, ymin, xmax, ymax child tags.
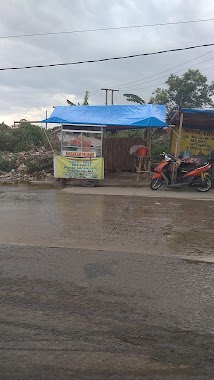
<box><xmin>55</xmin><ymin>125</ymin><xmax>104</xmax><ymax>186</ymax></box>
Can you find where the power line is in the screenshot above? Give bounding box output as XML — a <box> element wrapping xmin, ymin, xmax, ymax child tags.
<box><xmin>125</xmin><ymin>62</ymin><xmax>214</xmax><ymax>92</ymax></box>
<box><xmin>121</xmin><ymin>53</ymin><xmax>214</xmax><ymax>91</ymax></box>
<box><xmin>1</xmin><ymin>43</ymin><xmax>214</xmax><ymax>71</ymax></box>
<box><xmin>117</xmin><ymin>50</ymin><xmax>213</xmax><ymax>88</ymax></box>
<box><xmin>1</xmin><ymin>18</ymin><xmax>214</xmax><ymax>39</ymax></box>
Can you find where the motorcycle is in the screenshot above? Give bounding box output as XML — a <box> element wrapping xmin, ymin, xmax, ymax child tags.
<box><xmin>150</xmin><ymin>153</ymin><xmax>212</xmax><ymax>192</ymax></box>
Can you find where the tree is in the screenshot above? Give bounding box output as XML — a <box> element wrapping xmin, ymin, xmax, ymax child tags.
<box><xmin>150</xmin><ymin>69</ymin><xmax>214</xmax><ymax>117</ymax></box>
<box><xmin>66</xmin><ymin>99</ymin><xmax>76</xmax><ymax>106</ymax></box>
<box><xmin>0</xmin><ymin>123</ymin><xmax>13</xmax><ymax>151</ymax></box>
<box><xmin>123</xmin><ymin>93</ymin><xmax>145</xmax><ymax>104</ymax></box>
<box><xmin>82</xmin><ymin>91</ymin><xmax>89</xmax><ymax>105</ymax></box>
<box><xmin>66</xmin><ymin>91</ymin><xmax>90</xmax><ymax>106</ymax></box>
<box><xmin>12</xmin><ymin>123</ymin><xmax>47</xmax><ymax>151</ymax></box>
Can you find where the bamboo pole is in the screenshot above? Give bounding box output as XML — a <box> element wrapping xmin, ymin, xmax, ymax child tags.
<box><xmin>148</xmin><ymin>128</ymin><xmax>152</xmax><ymax>155</ymax></box>
<box><xmin>173</xmin><ymin>112</ymin><xmax>183</xmax><ymax>182</ymax></box>
<box><xmin>60</xmin><ymin>125</ymin><xmax>63</xmax><ymax>155</ymax></box>
<box><xmin>175</xmin><ymin>112</ymin><xmax>183</xmax><ymax>159</ymax></box>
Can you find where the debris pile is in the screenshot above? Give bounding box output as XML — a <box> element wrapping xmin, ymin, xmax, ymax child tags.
<box><xmin>0</xmin><ymin>148</ymin><xmax>54</xmax><ymax>183</ymax></box>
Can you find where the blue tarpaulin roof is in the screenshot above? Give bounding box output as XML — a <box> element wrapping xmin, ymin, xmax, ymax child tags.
<box><xmin>41</xmin><ymin>105</ymin><xmax>167</xmax><ymax>128</ymax></box>
<box><xmin>171</xmin><ymin>108</ymin><xmax>214</xmax><ymax>131</ymax></box>
<box><xmin>181</xmin><ymin>108</ymin><xmax>214</xmax><ymax>115</ymax></box>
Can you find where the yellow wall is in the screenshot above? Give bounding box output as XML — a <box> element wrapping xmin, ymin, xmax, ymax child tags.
<box><xmin>170</xmin><ymin>127</ymin><xmax>214</xmax><ymax>156</ymax></box>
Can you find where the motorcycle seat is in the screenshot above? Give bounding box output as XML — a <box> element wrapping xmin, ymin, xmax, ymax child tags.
<box><xmin>179</xmin><ymin>163</ymin><xmax>201</xmax><ymax>171</ymax></box>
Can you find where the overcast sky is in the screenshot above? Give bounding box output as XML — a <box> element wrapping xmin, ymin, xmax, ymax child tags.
<box><xmin>1</xmin><ymin>0</ymin><xmax>214</xmax><ymax>125</ymax></box>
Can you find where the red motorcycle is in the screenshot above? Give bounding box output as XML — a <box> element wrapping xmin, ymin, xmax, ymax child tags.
<box><xmin>150</xmin><ymin>153</ymin><xmax>212</xmax><ymax>192</ymax></box>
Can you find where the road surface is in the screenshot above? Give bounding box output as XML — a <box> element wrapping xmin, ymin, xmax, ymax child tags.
<box><xmin>0</xmin><ymin>185</ymin><xmax>213</xmax><ymax>379</ymax></box>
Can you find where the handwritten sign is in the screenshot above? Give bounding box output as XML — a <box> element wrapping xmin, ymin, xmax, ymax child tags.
<box><xmin>170</xmin><ymin>127</ymin><xmax>214</xmax><ymax>156</ymax></box>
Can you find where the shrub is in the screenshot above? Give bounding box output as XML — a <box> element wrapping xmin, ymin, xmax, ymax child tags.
<box><xmin>0</xmin><ymin>122</ymin><xmax>59</xmax><ymax>153</ymax></box>
<box><xmin>26</xmin><ymin>156</ymin><xmax>53</xmax><ymax>174</ymax></box>
<box><xmin>0</xmin><ymin>158</ymin><xmax>16</xmax><ymax>172</ymax></box>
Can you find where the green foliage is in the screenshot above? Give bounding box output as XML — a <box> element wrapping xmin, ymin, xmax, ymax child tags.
<box><xmin>151</xmin><ymin>140</ymin><xmax>169</xmax><ymax>159</ymax></box>
<box><xmin>26</xmin><ymin>156</ymin><xmax>53</xmax><ymax>174</ymax></box>
<box><xmin>82</xmin><ymin>91</ymin><xmax>89</xmax><ymax>105</ymax></box>
<box><xmin>0</xmin><ymin>123</ymin><xmax>14</xmax><ymax>152</ymax></box>
<box><xmin>149</xmin><ymin>88</ymin><xmax>170</xmax><ymax>108</ymax></box>
<box><xmin>12</xmin><ymin>123</ymin><xmax>46</xmax><ymax>152</ymax></box>
<box><xmin>0</xmin><ymin>122</ymin><xmax>59</xmax><ymax>153</ymax></box>
<box><xmin>66</xmin><ymin>91</ymin><xmax>89</xmax><ymax>106</ymax></box>
<box><xmin>151</xmin><ymin>130</ymin><xmax>170</xmax><ymax>160</ymax></box>
<box><xmin>105</xmin><ymin>129</ymin><xmax>145</xmax><ymax>138</ymax></box>
<box><xmin>66</xmin><ymin>99</ymin><xmax>76</xmax><ymax>106</ymax></box>
<box><xmin>67</xmin><ymin>91</ymin><xmax>89</xmax><ymax>106</ymax></box>
<box><xmin>150</xmin><ymin>69</ymin><xmax>214</xmax><ymax>117</ymax></box>
<box><xmin>123</xmin><ymin>93</ymin><xmax>145</xmax><ymax>104</ymax></box>
<box><xmin>0</xmin><ymin>157</ymin><xmax>16</xmax><ymax>172</ymax></box>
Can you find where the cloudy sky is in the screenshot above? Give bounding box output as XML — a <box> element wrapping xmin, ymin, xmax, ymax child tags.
<box><xmin>1</xmin><ymin>0</ymin><xmax>214</xmax><ymax>125</ymax></box>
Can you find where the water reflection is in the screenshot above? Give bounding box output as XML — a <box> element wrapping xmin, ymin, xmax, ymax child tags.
<box><xmin>0</xmin><ymin>184</ymin><xmax>213</xmax><ymax>258</ymax></box>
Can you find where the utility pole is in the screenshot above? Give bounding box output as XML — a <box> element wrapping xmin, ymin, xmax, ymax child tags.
<box><xmin>101</xmin><ymin>88</ymin><xmax>108</xmax><ymax>105</ymax></box>
<box><xmin>111</xmin><ymin>89</ymin><xmax>119</xmax><ymax>105</ymax></box>
<box><xmin>101</xmin><ymin>88</ymin><xmax>119</xmax><ymax>105</ymax></box>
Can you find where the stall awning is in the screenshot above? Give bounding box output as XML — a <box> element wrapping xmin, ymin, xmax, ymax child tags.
<box><xmin>171</xmin><ymin>108</ymin><xmax>214</xmax><ymax>130</ymax></box>
<box><xmin>41</xmin><ymin>105</ymin><xmax>167</xmax><ymax>128</ymax></box>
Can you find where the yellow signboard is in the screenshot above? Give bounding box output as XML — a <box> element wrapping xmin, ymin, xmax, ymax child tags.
<box><xmin>54</xmin><ymin>155</ymin><xmax>104</xmax><ymax>180</ymax></box>
<box><xmin>170</xmin><ymin>127</ymin><xmax>214</xmax><ymax>156</ymax></box>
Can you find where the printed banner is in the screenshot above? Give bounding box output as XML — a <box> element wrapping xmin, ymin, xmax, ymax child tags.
<box><xmin>54</xmin><ymin>155</ymin><xmax>104</xmax><ymax>180</ymax></box>
<box><xmin>170</xmin><ymin>127</ymin><xmax>214</xmax><ymax>156</ymax></box>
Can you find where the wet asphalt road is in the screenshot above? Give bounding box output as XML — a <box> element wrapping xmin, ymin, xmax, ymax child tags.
<box><xmin>0</xmin><ymin>185</ymin><xmax>214</xmax><ymax>379</ymax></box>
<box><xmin>0</xmin><ymin>184</ymin><xmax>214</xmax><ymax>256</ymax></box>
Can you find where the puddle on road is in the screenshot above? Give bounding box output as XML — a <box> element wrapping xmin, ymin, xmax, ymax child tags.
<box><xmin>0</xmin><ymin>184</ymin><xmax>213</xmax><ymax>259</ymax></box>
<box><xmin>183</xmin><ymin>257</ymin><xmax>214</xmax><ymax>264</ymax></box>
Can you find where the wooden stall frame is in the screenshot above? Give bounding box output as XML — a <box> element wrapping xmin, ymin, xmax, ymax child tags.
<box><xmin>174</xmin><ymin>112</ymin><xmax>183</xmax><ymax>159</ymax></box>
<box><xmin>136</xmin><ymin>127</ymin><xmax>152</xmax><ymax>183</ymax></box>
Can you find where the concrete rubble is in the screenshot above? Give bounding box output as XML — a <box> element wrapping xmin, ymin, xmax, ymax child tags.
<box><xmin>0</xmin><ymin>148</ymin><xmax>54</xmax><ymax>183</ymax></box>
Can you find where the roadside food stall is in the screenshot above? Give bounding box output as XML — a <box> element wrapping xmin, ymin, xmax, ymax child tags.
<box><xmin>170</xmin><ymin>108</ymin><xmax>214</xmax><ymax>164</ymax></box>
<box><xmin>42</xmin><ymin>104</ymin><xmax>168</xmax><ymax>185</ymax></box>
<box><xmin>57</xmin><ymin>125</ymin><xmax>104</xmax><ymax>185</ymax></box>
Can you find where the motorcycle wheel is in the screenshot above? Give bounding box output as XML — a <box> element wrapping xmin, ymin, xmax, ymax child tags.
<box><xmin>195</xmin><ymin>174</ymin><xmax>212</xmax><ymax>192</ymax></box>
<box><xmin>150</xmin><ymin>178</ymin><xmax>163</xmax><ymax>190</ymax></box>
